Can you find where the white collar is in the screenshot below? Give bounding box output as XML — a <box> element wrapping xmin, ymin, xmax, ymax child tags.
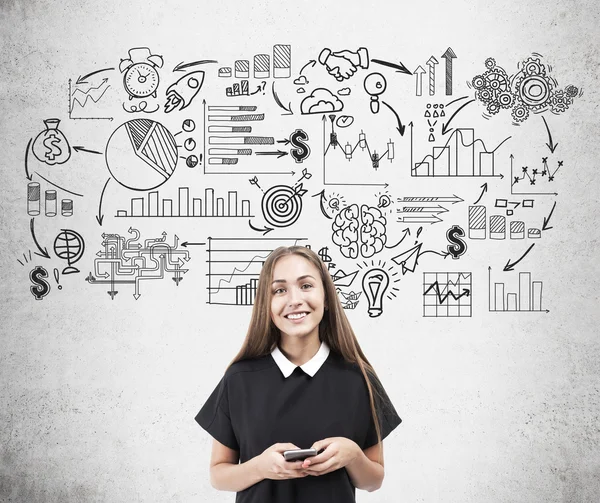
<box><xmin>271</xmin><ymin>340</ymin><xmax>330</xmax><ymax>378</ymax></box>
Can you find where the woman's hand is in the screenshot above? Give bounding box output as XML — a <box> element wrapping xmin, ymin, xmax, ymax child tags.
<box><xmin>301</xmin><ymin>437</ymin><xmax>361</xmax><ymax>476</ymax></box>
<box><xmin>256</xmin><ymin>443</ymin><xmax>310</xmax><ymax>480</ymax></box>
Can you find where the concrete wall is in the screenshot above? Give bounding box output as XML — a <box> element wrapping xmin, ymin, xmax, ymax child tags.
<box><xmin>1</xmin><ymin>0</ymin><xmax>599</xmax><ymax>501</ymax></box>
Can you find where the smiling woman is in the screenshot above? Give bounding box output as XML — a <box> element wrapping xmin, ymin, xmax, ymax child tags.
<box><xmin>270</xmin><ymin>254</ymin><xmax>327</xmax><ymax>346</ymax></box>
<box><xmin>195</xmin><ymin>246</ymin><xmax>402</xmax><ymax>503</ymax></box>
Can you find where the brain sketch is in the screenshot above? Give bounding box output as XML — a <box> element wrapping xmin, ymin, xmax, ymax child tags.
<box><xmin>332</xmin><ymin>204</ymin><xmax>387</xmax><ymax>258</ymax></box>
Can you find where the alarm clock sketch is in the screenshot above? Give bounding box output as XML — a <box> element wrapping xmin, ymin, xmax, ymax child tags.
<box><xmin>119</xmin><ymin>47</ymin><xmax>164</xmax><ymax>100</ymax></box>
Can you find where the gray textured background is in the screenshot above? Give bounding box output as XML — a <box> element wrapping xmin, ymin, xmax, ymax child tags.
<box><xmin>1</xmin><ymin>0</ymin><xmax>599</xmax><ymax>501</ymax></box>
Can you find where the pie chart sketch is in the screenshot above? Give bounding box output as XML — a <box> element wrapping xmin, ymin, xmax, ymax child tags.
<box><xmin>105</xmin><ymin>119</ymin><xmax>178</xmax><ymax>191</ymax></box>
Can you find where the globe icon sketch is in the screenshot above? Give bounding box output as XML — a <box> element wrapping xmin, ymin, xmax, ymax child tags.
<box><xmin>54</xmin><ymin>229</ymin><xmax>85</xmax><ymax>275</ymax></box>
<box><xmin>105</xmin><ymin>119</ymin><xmax>178</xmax><ymax>191</ymax></box>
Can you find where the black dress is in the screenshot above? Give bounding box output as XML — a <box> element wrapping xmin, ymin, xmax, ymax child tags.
<box><xmin>196</xmin><ymin>349</ymin><xmax>402</xmax><ymax>503</ymax></box>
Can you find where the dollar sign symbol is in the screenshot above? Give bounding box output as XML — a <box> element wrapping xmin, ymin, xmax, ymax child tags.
<box><xmin>318</xmin><ymin>246</ymin><xmax>335</xmax><ymax>270</ymax></box>
<box><xmin>30</xmin><ymin>265</ymin><xmax>51</xmax><ymax>300</ymax></box>
<box><xmin>43</xmin><ymin>132</ymin><xmax>62</xmax><ymax>162</ymax></box>
<box><xmin>290</xmin><ymin>129</ymin><xmax>310</xmax><ymax>163</ymax></box>
<box><xmin>446</xmin><ymin>225</ymin><xmax>467</xmax><ymax>259</ymax></box>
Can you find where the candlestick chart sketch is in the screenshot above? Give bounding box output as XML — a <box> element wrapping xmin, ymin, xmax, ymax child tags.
<box><xmin>17</xmin><ymin>42</ymin><xmax>578</xmax><ymax>319</ymax></box>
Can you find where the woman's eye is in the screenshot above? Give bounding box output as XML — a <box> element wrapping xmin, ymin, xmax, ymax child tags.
<box><xmin>302</xmin><ymin>283</ymin><xmax>313</xmax><ymax>289</ymax></box>
<box><xmin>274</xmin><ymin>288</ymin><xmax>285</xmax><ymax>294</ymax></box>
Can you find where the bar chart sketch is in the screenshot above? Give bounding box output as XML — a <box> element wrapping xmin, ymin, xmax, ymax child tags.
<box><xmin>423</xmin><ymin>272</ymin><xmax>472</xmax><ymax>317</ymax></box>
<box><xmin>413</xmin><ymin>128</ymin><xmax>510</xmax><ymax>177</ymax></box>
<box><xmin>114</xmin><ymin>186</ymin><xmax>254</xmax><ymax>218</ymax></box>
<box><xmin>488</xmin><ymin>267</ymin><xmax>548</xmax><ymax>313</ymax></box>
<box><xmin>217</xmin><ymin>44</ymin><xmax>291</xmax><ymax>81</ymax></box>
<box><xmin>207</xmin><ymin>237</ymin><xmax>307</xmax><ymax>306</ymax></box>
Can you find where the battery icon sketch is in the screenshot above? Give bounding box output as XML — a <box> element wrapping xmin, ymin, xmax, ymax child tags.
<box><xmin>45</xmin><ymin>190</ymin><xmax>57</xmax><ymax>217</ymax></box>
<box><xmin>469</xmin><ymin>205</ymin><xmax>486</xmax><ymax>239</ymax></box>
<box><xmin>273</xmin><ymin>44</ymin><xmax>291</xmax><ymax>78</ymax></box>
<box><xmin>235</xmin><ymin>60</ymin><xmax>249</xmax><ymax>79</ymax></box>
<box><xmin>489</xmin><ymin>215</ymin><xmax>506</xmax><ymax>240</ymax></box>
<box><xmin>254</xmin><ymin>54</ymin><xmax>270</xmax><ymax>78</ymax></box>
<box><xmin>27</xmin><ymin>182</ymin><xmax>41</xmax><ymax>216</ymax></box>
<box><xmin>61</xmin><ymin>199</ymin><xmax>73</xmax><ymax>217</ymax></box>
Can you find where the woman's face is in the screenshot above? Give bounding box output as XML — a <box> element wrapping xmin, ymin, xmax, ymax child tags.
<box><xmin>270</xmin><ymin>254</ymin><xmax>326</xmax><ymax>343</ymax></box>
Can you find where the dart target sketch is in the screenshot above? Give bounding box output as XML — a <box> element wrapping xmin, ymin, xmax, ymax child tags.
<box><xmin>105</xmin><ymin>119</ymin><xmax>178</xmax><ymax>191</ymax></box>
<box><xmin>261</xmin><ymin>183</ymin><xmax>308</xmax><ymax>228</ymax></box>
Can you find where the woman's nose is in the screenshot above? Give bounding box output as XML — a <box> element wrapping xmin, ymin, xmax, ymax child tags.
<box><xmin>287</xmin><ymin>286</ymin><xmax>304</xmax><ymax>305</ymax></box>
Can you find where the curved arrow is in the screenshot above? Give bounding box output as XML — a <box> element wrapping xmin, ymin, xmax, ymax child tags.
<box><xmin>96</xmin><ymin>178</ymin><xmax>110</xmax><ymax>226</ymax></box>
<box><xmin>382</xmin><ymin>101</ymin><xmax>406</xmax><ymax>136</ymax></box>
<box><xmin>30</xmin><ymin>218</ymin><xmax>50</xmax><ymax>259</ymax></box>
<box><xmin>25</xmin><ymin>138</ymin><xmax>33</xmax><ymax>181</ymax></box>
<box><xmin>371</xmin><ymin>59</ymin><xmax>412</xmax><ymax>75</ymax></box>
<box><xmin>446</xmin><ymin>95</ymin><xmax>468</xmax><ymax>107</ymax></box>
<box><xmin>76</xmin><ymin>67</ymin><xmax>114</xmax><ymax>84</ymax></box>
<box><xmin>542</xmin><ymin>201</ymin><xmax>556</xmax><ymax>231</ymax></box>
<box><xmin>272</xmin><ymin>81</ymin><xmax>292</xmax><ymax>115</ymax></box>
<box><xmin>173</xmin><ymin>60</ymin><xmax>218</xmax><ymax>72</ymax></box>
<box><xmin>385</xmin><ymin>228</ymin><xmax>411</xmax><ymax>248</ymax></box>
<box><xmin>312</xmin><ymin>190</ymin><xmax>333</xmax><ymax>219</ymax></box>
<box><xmin>542</xmin><ymin>116</ymin><xmax>558</xmax><ymax>153</ymax></box>
<box><xmin>299</xmin><ymin>60</ymin><xmax>316</xmax><ymax>75</ymax></box>
<box><xmin>442</xmin><ymin>98</ymin><xmax>476</xmax><ymax>135</ymax></box>
<box><xmin>503</xmin><ymin>243</ymin><xmax>535</xmax><ymax>271</ymax></box>
<box><xmin>473</xmin><ymin>183</ymin><xmax>488</xmax><ymax>205</ymax></box>
<box><xmin>248</xmin><ymin>219</ymin><xmax>273</xmax><ymax>235</ymax></box>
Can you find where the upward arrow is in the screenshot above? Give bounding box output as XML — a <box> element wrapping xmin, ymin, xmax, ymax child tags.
<box><xmin>414</xmin><ymin>66</ymin><xmax>426</xmax><ymax>96</ymax></box>
<box><xmin>426</xmin><ymin>56</ymin><xmax>438</xmax><ymax>96</ymax></box>
<box><xmin>441</xmin><ymin>47</ymin><xmax>457</xmax><ymax>95</ymax></box>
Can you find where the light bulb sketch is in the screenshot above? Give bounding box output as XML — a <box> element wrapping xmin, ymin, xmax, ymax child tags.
<box><xmin>362</xmin><ymin>268</ymin><xmax>389</xmax><ymax>318</ymax></box>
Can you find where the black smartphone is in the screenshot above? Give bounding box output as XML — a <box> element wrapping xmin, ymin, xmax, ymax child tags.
<box><xmin>283</xmin><ymin>448</ymin><xmax>318</xmax><ymax>462</ymax></box>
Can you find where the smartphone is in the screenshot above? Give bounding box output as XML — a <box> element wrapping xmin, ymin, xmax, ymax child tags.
<box><xmin>283</xmin><ymin>448</ymin><xmax>318</xmax><ymax>462</ymax></box>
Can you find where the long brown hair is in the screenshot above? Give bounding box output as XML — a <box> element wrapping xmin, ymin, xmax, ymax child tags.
<box><xmin>226</xmin><ymin>245</ymin><xmax>387</xmax><ymax>464</ymax></box>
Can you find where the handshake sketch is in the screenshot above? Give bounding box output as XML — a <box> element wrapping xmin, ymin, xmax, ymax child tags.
<box><xmin>318</xmin><ymin>47</ymin><xmax>370</xmax><ymax>81</ymax></box>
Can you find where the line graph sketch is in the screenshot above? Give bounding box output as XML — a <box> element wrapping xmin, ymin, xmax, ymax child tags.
<box><xmin>207</xmin><ymin>237</ymin><xmax>308</xmax><ymax>305</ymax></box>
<box><xmin>413</xmin><ymin>128</ymin><xmax>510</xmax><ymax>177</ymax></box>
<box><xmin>423</xmin><ymin>272</ymin><xmax>472</xmax><ymax>317</ymax></box>
<box><xmin>68</xmin><ymin>78</ymin><xmax>113</xmax><ymax>121</ymax></box>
